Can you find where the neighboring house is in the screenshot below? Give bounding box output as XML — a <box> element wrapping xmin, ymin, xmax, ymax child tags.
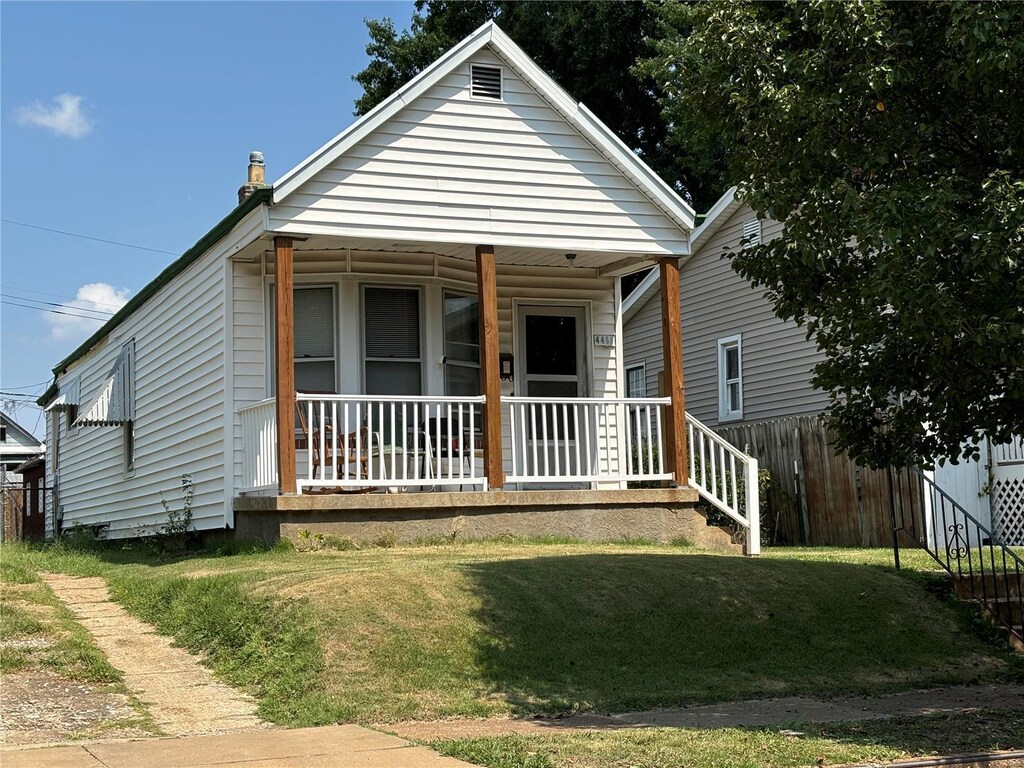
<box><xmin>37</xmin><ymin>22</ymin><xmax>760</xmax><ymax>551</ymax></box>
<box><xmin>0</xmin><ymin>413</ymin><xmax>44</xmax><ymax>484</ymax></box>
<box><xmin>623</xmin><ymin>187</ymin><xmax>1024</xmax><ymax>547</ymax></box>
<box><xmin>0</xmin><ymin>414</ymin><xmax>45</xmax><ymax>542</ymax></box>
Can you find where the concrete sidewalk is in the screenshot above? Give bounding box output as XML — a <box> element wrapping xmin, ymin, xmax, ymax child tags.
<box><xmin>0</xmin><ymin>724</ymin><xmax>478</xmax><ymax>768</ymax></box>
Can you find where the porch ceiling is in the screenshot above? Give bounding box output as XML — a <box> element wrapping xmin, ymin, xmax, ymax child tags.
<box><xmin>230</xmin><ymin>233</ymin><xmax>660</xmax><ymax>276</ymax></box>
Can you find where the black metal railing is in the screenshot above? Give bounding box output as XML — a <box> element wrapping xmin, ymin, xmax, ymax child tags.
<box><xmin>890</xmin><ymin>466</ymin><xmax>1024</xmax><ymax>644</ymax></box>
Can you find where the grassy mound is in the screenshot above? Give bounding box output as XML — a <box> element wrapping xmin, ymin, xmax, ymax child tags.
<box><xmin>4</xmin><ymin>541</ymin><xmax>1020</xmax><ymax>725</ymax></box>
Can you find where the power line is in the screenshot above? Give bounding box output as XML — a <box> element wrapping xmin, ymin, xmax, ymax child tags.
<box><xmin>0</xmin><ymin>391</ymin><xmax>42</xmax><ymax>399</ymax></box>
<box><xmin>0</xmin><ymin>284</ymin><xmax>127</xmax><ymax>310</ymax></box>
<box><xmin>0</xmin><ymin>380</ymin><xmax>50</xmax><ymax>391</ymax></box>
<box><xmin>1</xmin><ymin>298</ymin><xmax>116</xmax><ymax>321</ymax></box>
<box><xmin>2</xmin><ymin>218</ymin><xmax>178</xmax><ymax>256</ymax></box>
<box><xmin>0</xmin><ymin>293</ymin><xmax>114</xmax><ymax>318</ymax></box>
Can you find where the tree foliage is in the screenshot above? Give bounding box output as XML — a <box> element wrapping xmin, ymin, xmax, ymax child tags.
<box><xmin>643</xmin><ymin>1</ymin><xmax>1024</xmax><ymax>467</ymax></box>
<box><xmin>353</xmin><ymin>0</ymin><xmax>726</xmax><ymax>210</ymax></box>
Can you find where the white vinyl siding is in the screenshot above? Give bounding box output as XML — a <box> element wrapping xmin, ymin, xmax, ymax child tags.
<box><xmin>623</xmin><ymin>203</ymin><xmax>830</xmax><ymax>427</ymax></box>
<box><xmin>49</xmin><ymin>206</ymin><xmax>264</xmax><ymax>538</ymax></box>
<box><xmin>269</xmin><ymin>48</ymin><xmax>687</xmax><ymax>256</ymax></box>
<box><xmin>717</xmin><ymin>335</ymin><xmax>743</xmax><ymax>422</ymax></box>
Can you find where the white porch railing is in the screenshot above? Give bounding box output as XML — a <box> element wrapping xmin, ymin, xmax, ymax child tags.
<box><xmin>687</xmin><ymin>413</ymin><xmax>761</xmax><ymax>555</ymax></box>
<box><xmin>503</xmin><ymin>397</ymin><xmax>671</xmax><ymax>484</ymax></box>
<box><xmin>238</xmin><ymin>397</ymin><xmax>278</xmax><ymax>492</ymax></box>
<box><xmin>296</xmin><ymin>394</ymin><xmax>487</xmax><ymax>493</ymax></box>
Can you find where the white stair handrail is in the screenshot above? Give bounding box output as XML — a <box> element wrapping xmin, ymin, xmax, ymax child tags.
<box><xmin>686</xmin><ymin>411</ymin><xmax>761</xmax><ymax>555</ymax></box>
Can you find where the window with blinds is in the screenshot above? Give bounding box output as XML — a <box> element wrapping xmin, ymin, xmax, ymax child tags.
<box><xmin>363</xmin><ymin>286</ymin><xmax>422</xmax><ymax>395</ymax></box>
<box><xmin>294</xmin><ymin>286</ymin><xmax>336</xmax><ymax>394</ymax></box>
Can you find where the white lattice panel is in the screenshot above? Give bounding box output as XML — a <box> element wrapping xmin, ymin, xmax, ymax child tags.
<box><xmin>992</xmin><ymin>478</ymin><xmax>1024</xmax><ymax>546</ymax></box>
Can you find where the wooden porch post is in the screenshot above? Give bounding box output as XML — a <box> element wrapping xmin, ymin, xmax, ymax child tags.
<box><xmin>659</xmin><ymin>257</ymin><xmax>689</xmax><ymax>486</ymax></box>
<box><xmin>476</xmin><ymin>244</ymin><xmax>504</xmax><ymax>489</ymax></box>
<box><xmin>275</xmin><ymin>236</ymin><xmax>297</xmax><ymax>494</ymax></box>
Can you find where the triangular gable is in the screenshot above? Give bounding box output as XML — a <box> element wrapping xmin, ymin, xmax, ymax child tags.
<box><xmin>0</xmin><ymin>413</ymin><xmax>44</xmax><ymax>450</ymax></box>
<box><xmin>270</xmin><ymin>21</ymin><xmax>695</xmax><ymax>255</ymax></box>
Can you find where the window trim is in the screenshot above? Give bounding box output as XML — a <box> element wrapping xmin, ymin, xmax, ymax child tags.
<box><xmin>717</xmin><ymin>334</ymin><xmax>744</xmax><ymax>422</ymax></box>
<box><xmin>625</xmin><ymin>363</ymin><xmax>647</xmax><ymax>399</ymax></box>
<box><xmin>469</xmin><ymin>63</ymin><xmax>504</xmax><ymax>102</ymax></box>
<box><xmin>361</xmin><ymin>284</ymin><xmax>424</xmax><ymax>395</ymax></box>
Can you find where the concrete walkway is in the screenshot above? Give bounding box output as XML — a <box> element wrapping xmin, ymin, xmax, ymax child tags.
<box><xmin>0</xmin><ymin>725</ymin><xmax>478</xmax><ymax>768</ymax></box>
<box><xmin>40</xmin><ymin>573</ymin><xmax>264</xmax><ymax>737</ymax></box>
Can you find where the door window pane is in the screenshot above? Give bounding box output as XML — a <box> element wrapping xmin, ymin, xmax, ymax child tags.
<box><xmin>525</xmin><ymin>315</ymin><xmax>577</xmax><ymax>375</ymax></box>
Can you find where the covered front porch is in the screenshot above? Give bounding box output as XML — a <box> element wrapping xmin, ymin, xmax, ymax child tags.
<box><xmin>229</xmin><ymin>235</ymin><xmax>761</xmax><ymax>552</ymax></box>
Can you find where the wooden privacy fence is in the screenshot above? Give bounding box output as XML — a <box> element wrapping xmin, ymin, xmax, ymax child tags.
<box><xmin>716</xmin><ymin>415</ymin><xmax>923</xmax><ymax>547</ymax></box>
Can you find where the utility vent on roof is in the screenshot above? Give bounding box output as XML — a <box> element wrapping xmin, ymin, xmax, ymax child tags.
<box><xmin>471</xmin><ymin>65</ymin><xmax>502</xmax><ymax>100</ymax></box>
<box><xmin>742</xmin><ymin>219</ymin><xmax>762</xmax><ymax>248</ymax></box>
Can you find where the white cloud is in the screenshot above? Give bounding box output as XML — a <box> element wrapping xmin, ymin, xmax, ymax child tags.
<box><xmin>47</xmin><ymin>283</ymin><xmax>130</xmax><ymax>342</ymax></box>
<box><xmin>15</xmin><ymin>93</ymin><xmax>93</xmax><ymax>139</ymax></box>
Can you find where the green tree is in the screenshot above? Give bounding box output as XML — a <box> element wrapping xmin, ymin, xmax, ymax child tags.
<box><xmin>642</xmin><ymin>1</ymin><xmax>1024</xmax><ymax>467</ymax></box>
<box><xmin>353</xmin><ymin>0</ymin><xmax>726</xmax><ymax>210</ymax></box>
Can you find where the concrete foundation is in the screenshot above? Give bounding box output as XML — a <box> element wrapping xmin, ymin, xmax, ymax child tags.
<box><xmin>233</xmin><ymin>489</ymin><xmax>741</xmax><ymax>553</ymax></box>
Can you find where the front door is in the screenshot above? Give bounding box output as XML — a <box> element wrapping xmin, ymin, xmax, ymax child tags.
<box><xmin>515</xmin><ymin>305</ymin><xmax>588</xmax><ymax>484</ymax></box>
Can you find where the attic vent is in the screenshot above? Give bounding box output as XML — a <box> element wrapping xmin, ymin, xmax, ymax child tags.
<box><xmin>742</xmin><ymin>218</ymin><xmax>762</xmax><ymax>248</ymax></box>
<box><xmin>471</xmin><ymin>65</ymin><xmax>502</xmax><ymax>100</ymax></box>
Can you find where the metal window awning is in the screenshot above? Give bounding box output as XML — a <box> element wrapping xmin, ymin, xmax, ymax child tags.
<box><xmin>75</xmin><ymin>342</ymin><xmax>134</xmax><ymax>427</ymax></box>
<box><xmin>43</xmin><ymin>377</ymin><xmax>79</xmax><ymax>412</ymax></box>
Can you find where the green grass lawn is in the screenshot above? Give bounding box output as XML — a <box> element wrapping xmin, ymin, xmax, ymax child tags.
<box><xmin>429</xmin><ymin>709</ymin><xmax>1024</xmax><ymax>768</ymax></box>
<box><xmin>5</xmin><ymin>538</ymin><xmax>1021</xmax><ymax>731</ymax></box>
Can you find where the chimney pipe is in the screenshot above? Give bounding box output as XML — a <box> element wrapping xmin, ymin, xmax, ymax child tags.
<box><xmin>238</xmin><ymin>151</ymin><xmax>267</xmax><ymax>204</ymax></box>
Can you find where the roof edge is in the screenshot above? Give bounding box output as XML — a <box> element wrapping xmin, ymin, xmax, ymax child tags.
<box><xmin>48</xmin><ymin>187</ymin><xmax>273</xmax><ymax>380</ymax></box>
<box><xmin>689</xmin><ymin>186</ymin><xmax>739</xmax><ymax>250</ymax></box>
<box><xmin>622</xmin><ymin>267</ymin><xmax>661</xmax><ymax>323</ymax></box>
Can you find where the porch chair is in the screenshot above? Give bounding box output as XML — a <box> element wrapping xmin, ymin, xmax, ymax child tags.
<box><xmin>296</xmin><ymin>404</ymin><xmax>379</xmax><ymax>494</ymax></box>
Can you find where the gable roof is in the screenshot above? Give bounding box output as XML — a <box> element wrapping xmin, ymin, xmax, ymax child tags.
<box><xmin>272</xmin><ymin>20</ymin><xmax>696</xmax><ymax>232</ymax></box>
<box><xmin>621</xmin><ymin>187</ymin><xmax>743</xmax><ymax>322</ymax></box>
<box><xmin>0</xmin><ymin>413</ymin><xmax>44</xmax><ymax>451</ymax></box>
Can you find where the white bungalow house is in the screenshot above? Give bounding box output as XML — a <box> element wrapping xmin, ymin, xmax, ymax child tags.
<box><xmin>39</xmin><ymin>22</ymin><xmax>760</xmax><ymax>551</ymax></box>
<box><xmin>622</xmin><ymin>187</ymin><xmax>1024</xmax><ymax>549</ymax></box>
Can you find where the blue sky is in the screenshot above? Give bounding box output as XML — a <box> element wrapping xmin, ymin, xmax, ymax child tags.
<box><xmin>1</xmin><ymin>1</ymin><xmax>415</xmax><ymax>436</ymax></box>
